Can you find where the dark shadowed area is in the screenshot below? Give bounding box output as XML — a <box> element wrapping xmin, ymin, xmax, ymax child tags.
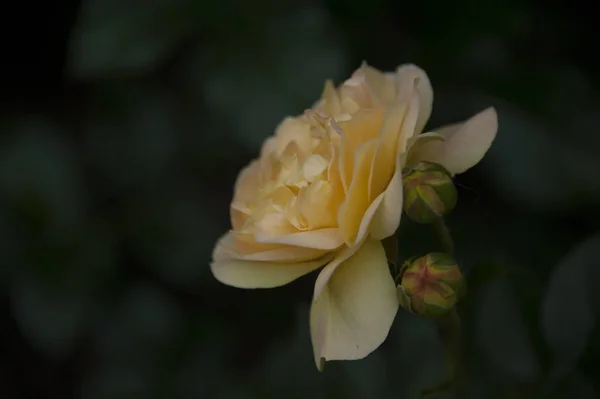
<box><xmin>1</xmin><ymin>1</ymin><xmax>600</xmax><ymax>398</ymax></box>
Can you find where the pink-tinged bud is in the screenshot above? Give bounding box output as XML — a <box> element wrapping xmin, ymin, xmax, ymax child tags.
<box><xmin>397</xmin><ymin>253</ymin><xmax>464</xmax><ymax>317</ymax></box>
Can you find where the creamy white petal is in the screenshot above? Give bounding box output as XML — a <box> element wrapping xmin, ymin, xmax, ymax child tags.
<box><xmin>312</xmin><ymin>244</ymin><xmax>360</xmax><ymax>302</ymax></box>
<box><xmin>369</xmin><ymin>165</ymin><xmax>403</xmax><ymax>240</ymax></box>
<box><xmin>408</xmin><ymin>107</ymin><xmax>498</xmax><ymax>175</ymax></box>
<box><xmin>211</xmin><ymin>255</ymin><xmax>330</xmax><ymax>289</ymax></box>
<box><xmin>312</xmin><ymin>192</ymin><xmax>385</xmax><ymax>302</ymax></box>
<box><xmin>254</xmin><ymin>227</ymin><xmax>344</xmax><ymax>251</ymax></box>
<box><xmin>395</xmin><ymin>64</ymin><xmax>433</xmax><ymax>134</ymax></box>
<box><xmin>310</xmin><ymin>239</ymin><xmax>398</xmax><ymax>370</ymax></box>
<box><xmin>212</xmin><ymin>232</ymin><xmax>327</xmax><ymax>262</ymax></box>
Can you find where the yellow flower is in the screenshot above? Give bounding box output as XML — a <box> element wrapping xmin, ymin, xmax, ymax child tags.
<box><xmin>211</xmin><ymin>63</ymin><xmax>498</xmax><ymax>370</ymax></box>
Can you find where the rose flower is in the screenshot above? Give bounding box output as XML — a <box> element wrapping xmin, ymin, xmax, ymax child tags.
<box><xmin>211</xmin><ymin>63</ymin><xmax>497</xmax><ymax>370</ymax></box>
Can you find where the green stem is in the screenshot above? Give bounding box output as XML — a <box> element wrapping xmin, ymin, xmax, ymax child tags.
<box><xmin>436</xmin><ymin>309</ymin><xmax>462</xmax><ymax>384</ymax></box>
<box><xmin>430</xmin><ymin>218</ymin><xmax>464</xmax><ymax>398</ymax></box>
<box><xmin>423</xmin><ymin>310</ymin><xmax>464</xmax><ymax>399</ymax></box>
<box><xmin>433</xmin><ymin>217</ymin><xmax>454</xmax><ymax>254</ymax></box>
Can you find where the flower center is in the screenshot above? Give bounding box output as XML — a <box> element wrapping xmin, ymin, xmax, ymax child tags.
<box><xmin>241</xmin><ymin>113</ymin><xmax>343</xmax><ymax>236</ymax></box>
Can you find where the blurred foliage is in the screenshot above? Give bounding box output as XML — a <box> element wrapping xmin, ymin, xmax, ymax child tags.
<box><xmin>2</xmin><ymin>0</ymin><xmax>600</xmax><ymax>398</ymax></box>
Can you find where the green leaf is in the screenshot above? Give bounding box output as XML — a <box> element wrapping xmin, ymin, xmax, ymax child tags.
<box><xmin>0</xmin><ymin>119</ymin><xmax>86</xmax><ymax>240</ymax></box>
<box><xmin>83</xmin><ymin>88</ymin><xmax>179</xmax><ymax>191</ymax></box>
<box><xmin>10</xmin><ymin>273</ymin><xmax>91</xmax><ymax>359</ymax></box>
<box><xmin>68</xmin><ymin>0</ymin><xmax>196</xmax><ymax>78</ymax></box>
<box><xmin>93</xmin><ymin>282</ymin><xmax>184</xmax><ymax>364</ymax></box>
<box><xmin>541</xmin><ymin>235</ymin><xmax>600</xmax><ymax>374</ymax></box>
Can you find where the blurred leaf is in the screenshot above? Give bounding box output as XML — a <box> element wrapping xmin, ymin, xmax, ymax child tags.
<box><xmin>68</xmin><ymin>0</ymin><xmax>196</xmax><ymax>78</ymax></box>
<box><xmin>0</xmin><ymin>214</ymin><xmax>18</xmax><ymax>284</ymax></box>
<box><xmin>260</xmin><ymin>305</ymin><xmax>328</xmax><ymax>399</ymax></box>
<box><xmin>547</xmin><ymin>371</ymin><xmax>597</xmax><ymax>399</ymax></box>
<box><xmin>122</xmin><ymin>283</ymin><xmax>184</xmax><ymax>347</ymax></box>
<box><xmin>334</xmin><ymin>352</ymin><xmax>388</xmax><ymax>399</ymax></box>
<box><xmin>93</xmin><ymin>282</ymin><xmax>184</xmax><ymax>365</ymax></box>
<box><xmin>474</xmin><ymin>102</ymin><xmax>573</xmax><ymax>211</ymax></box>
<box><xmin>84</xmin><ymin>88</ymin><xmax>179</xmax><ymax>191</ymax></box>
<box><xmin>547</xmin><ymin>65</ymin><xmax>594</xmax><ymax>123</ymax></box>
<box><xmin>0</xmin><ymin>118</ymin><xmax>86</xmax><ymax>239</ymax></box>
<box><xmin>172</xmin><ymin>327</ymin><xmax>243</xmax><ymax>399</ymax></box>
<box><xmin>456</xmin><ymin>35</ymin><xmax>513</xmax><ymax>78</ymax></box>
<box><xmin>387</xmin><ymin>311</ymin><xmax>446</xmax><ymax>398</ymax></box>
<box><xmin>476</xmin><ymin>279</ymin><xmax>540</xmax><ymax>383</ymax></box>
<box><xmin>541</xmin><ymin>235</ymin><xmax>600</xmax><ymax>374</ymax></box>
<box><xmin>70</xmin><ymin>221</ymin><xmax>119</xmax><ymax>289</ymax></box>
<box><xmin>561</xmin><ymin>106</ymin><xmax>600</xmax><ymax>204</ymax></box>
<box><xmin>10</xmin><ymin>273</ymin><xmax>91</xmax><ymax>359</ymax></box>
<box><xmin>155</xmin><ymin>192</ymin><xmax>224</xmax><ymax>287</ymax></box>
<box><xmin>122</xmin><ymin>185</ymin><xmax>222</xmax><ymax>288</ymax></box>
<box><xmin>82</xmin><ymin>366</ymin><xmax>158</xmax><ymax>399</ymax></box>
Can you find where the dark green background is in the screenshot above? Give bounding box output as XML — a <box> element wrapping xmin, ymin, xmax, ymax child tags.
<box><xmin>2</xmin><ymin>0</ymin><xmax>600</xmax><ymax>398</ymax></box>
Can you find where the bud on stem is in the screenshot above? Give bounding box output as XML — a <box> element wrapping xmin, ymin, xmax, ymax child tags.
<box><xmin>403</xmin><ymin>162</ymin><xmax>457</xmax><ymax>224</ymax></box>
<box><xmin>397</xmin><ymin>253</ymin><xmax>464</xmax><ymax>317</ymax></box>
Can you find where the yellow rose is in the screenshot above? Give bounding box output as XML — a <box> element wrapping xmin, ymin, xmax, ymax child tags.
<box><xmin>211</xmin><ymin>63</ymin><xmax>498</xmax><ymax>370</ymax></box>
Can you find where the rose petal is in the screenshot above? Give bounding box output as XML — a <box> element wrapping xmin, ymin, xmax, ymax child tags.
<box><xmin>232</xmin><ymin>160</ymin><xmax>261</xmax><ymax>202</ymax></box>
<box><xmin>367</xmin><ymin>101</ymin><xmax>408</xmax><ymax>201</ymax></box>
<box><xmin>230</xmin><ymin>160</ymin><xmax>262</xmax><ymax>229</ymax></box>
<box><xmin>320</xmin><ymin>80</ymin><xmax>342</xmax><ymax>116</ymax></box>
<box><xmin>213</xmin><ymin>232</ymin><xmax>327</xmax><ymax>262</ymax></box>
<box><xmin>254</xmin><ymin>212</ymin><xmax>297</xmax><ymax>237</ymax></box>
<box><xmin>407</xmin><ymin>107</ymin><xmax>498</xmax><ymax>175</ymax></box>
<box><xmin>368</xmin><ymin>93</ymin><xmax>421</xmax><ymax>240</ymax></box>
<box><xmin>405</xmin><ymin>131</ymin><xmax>445</xmax><ymax>158</ymax></box>
<box><xmin>395</xmin><ymin>64</ymin><xmax>433</xmax><ymax>134</ymax></box>
<box><xmin>312</xmin><ymin>243</ymin><xmax>359</xmax><ymax>301</ymax></box>
<box><xmin>309</xmin><ymin>239</ymin><xmax>398</xmax><ymax>370</ymax></box>
<box><xmin>211</xmin><ymin>255</ymin><xmax>331</xmax><ymax>289</ymax></box>
<box><xmin>338</xmin><ymin>139</ymin><xmax>379</xmax><ymax>246</ymax></box>
<box><xmin>369</xmin><ymin>163</ymin><xmax>403</xmax><ymax>240</ymax></box>
<box><xmin>254</xmin><ymin>227</ymin><xmax>344</xmax><ymax>250</ymax></box>
<box><xmin>262</xmin><ymin>117</ymin><xmax>313</xmax><ymax>160</ymax></box>
<box><xmin>356</xmin><ymin>62</ymin><xmax>397</xmax><ymax>104</ymax></box>
<box><xmin>311</xmin><ymin>190</ymin><xmax>384</xmax><ymax>302</ymax></box>
<box><xmin>337</xmin><ymin>108</ymin><xmax>384</xmax><ymax>192</ymax></box>
<box><xmin>298</xmin><ymin>180</ymin><xmax>337</xmax><ymax>229</ymax></box>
